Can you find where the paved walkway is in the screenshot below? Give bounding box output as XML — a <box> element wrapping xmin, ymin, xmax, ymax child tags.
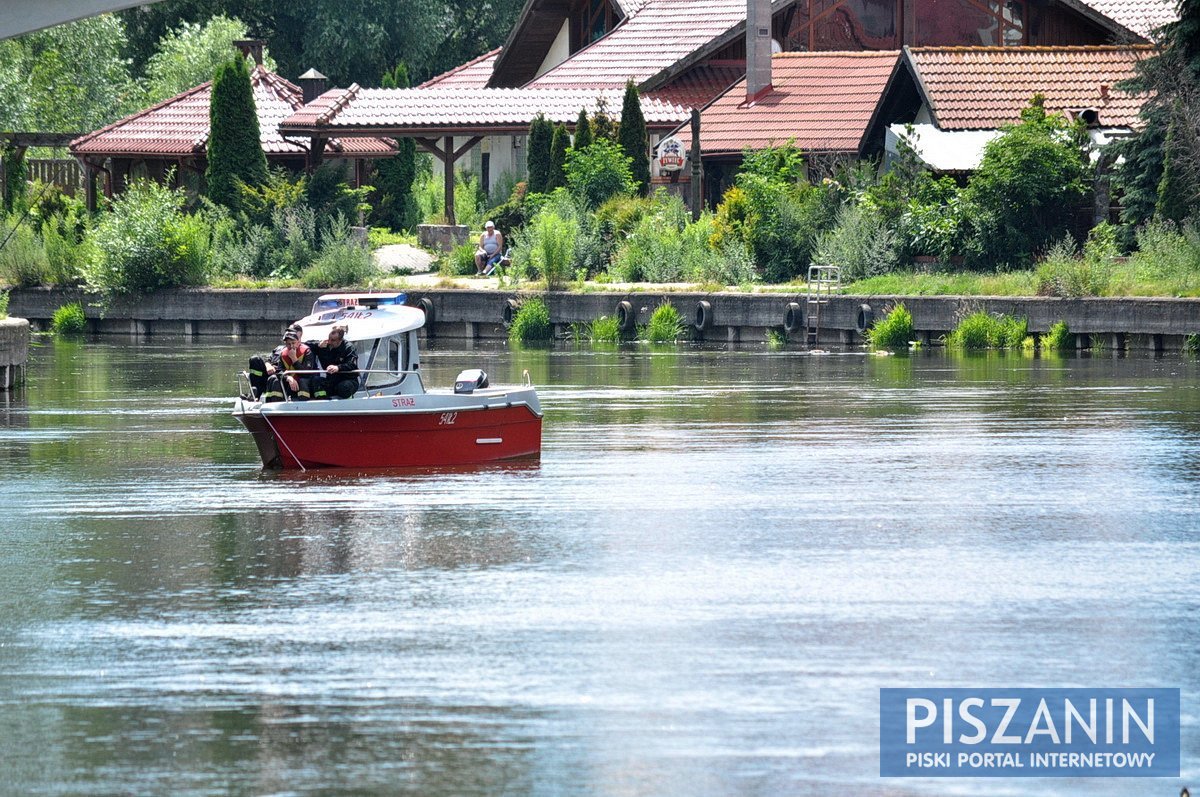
<box><xmin>373</xmin><ymin>244</ymin><xmax>435</xmax><ymax>274</ymax></box>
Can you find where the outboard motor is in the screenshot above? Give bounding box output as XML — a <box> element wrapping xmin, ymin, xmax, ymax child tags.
<box><xmin>454</xmin><ymin>369</ymin><xmax>489</xmax><ymax>394</ymax></box>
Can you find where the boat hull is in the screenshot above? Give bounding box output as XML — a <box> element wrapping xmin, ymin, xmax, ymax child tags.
<box><xmin>234</xmin><ymin>397</ymin><xmax>542</xmax><ymax>470</ymax></box>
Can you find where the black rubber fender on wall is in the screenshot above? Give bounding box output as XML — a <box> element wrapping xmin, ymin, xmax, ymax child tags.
<box><xmin>856</xmin><ymin>303</ymin><xmax>874</xmax><ymax>334</ymax></box>
<box><xmin>616</xmin><ymin>300</ymin><xmax>636</xmax><ymax>331</ymax></box>
<box><xmin>694</xmin><ymin>300</ymin><xmax>713</xmax><ymax>331</ymax></box>
<box><xmin>784</xmin><ymin>302</ymin><xmax>804</xmax><ymax>333</ymax></box>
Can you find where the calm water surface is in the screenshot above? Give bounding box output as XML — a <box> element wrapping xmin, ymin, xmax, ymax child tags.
<box><xmin>1</xmin><ymin>337</ymin><xmax>1199</xmax><ymax>796</ymax></box>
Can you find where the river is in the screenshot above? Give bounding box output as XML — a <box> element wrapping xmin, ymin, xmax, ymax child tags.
<box><xmin>1</xmin><ymin>337</ymin><xmax>1197</xmax><ymax>795</ymax></box>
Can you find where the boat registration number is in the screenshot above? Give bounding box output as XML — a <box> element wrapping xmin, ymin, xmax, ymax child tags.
<box><xmin>439</xmin><ymin>412</ymin><xmax>458</xmax><ymax>425</ymax></box>
<box><xmin>391</xmin><ymin>397</ymin><xmax>416</xmax><ymax>407</ymax></box>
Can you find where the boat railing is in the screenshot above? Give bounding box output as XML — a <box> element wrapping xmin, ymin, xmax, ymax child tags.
<box><xmin>237</xmin><ymin>369</ymin><xmax>425</xmax><ymax>402</ymax></box>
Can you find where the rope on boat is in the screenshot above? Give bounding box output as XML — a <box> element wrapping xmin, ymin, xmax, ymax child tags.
<box><xmin>261</xmin><ymin>413</ymin><xmax>307</xmax><ymax>473</ymax></box>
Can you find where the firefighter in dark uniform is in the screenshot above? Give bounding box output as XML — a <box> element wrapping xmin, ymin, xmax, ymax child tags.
<box><xmin>310</xmin><ymin>324</ymin><xmax>359</xmax><ymax>399</ymax></box>
<box><xmin>248</xmin><ymin>324</ymin><xmax>317</xmax><ymax>401</ymax></box>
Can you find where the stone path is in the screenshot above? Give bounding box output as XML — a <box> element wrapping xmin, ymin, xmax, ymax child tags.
<box><xmin>373</xmin><ymin>244</ymin><xmax>435</xmax><ymax>274</ymax></box>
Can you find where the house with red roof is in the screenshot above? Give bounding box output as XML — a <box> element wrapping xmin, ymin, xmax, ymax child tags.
<box><xmin>69</xmin><ymin>54</ymin><xmax>396</xmax><ymax>210</ymax></box>
<box><xmin>274</xmin><ymin>0</ymin><xmax>1173</xmax><ymax>219</ymax></box>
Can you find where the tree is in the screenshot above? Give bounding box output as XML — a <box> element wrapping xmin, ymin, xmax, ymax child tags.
<box><xmin>373</xmin><ymin>62</ymin><xmax>419</xmax><ymax>230</ymax></box>
<box><xmin>120</xmin><ymin>0</ymin><xmax>523</xmax><ymax>87</ymax></box>
<box><xmin>618</xmin><ymin>80</ymin><xmax>650</xmax><ymax>195</ymax></box>
<box><xmin>527</xmin><ymin>114</ymin><xmax>553</xmax><ymax>193</ymax></box>
<box><xmin>548</xmin><ymin>124</ymin><xmax>569</xmax><ymax>190</ymax></box>
<box><xmin>0</xmin><ymin>15</ymin><xmax>139</xmax><ymax>132</ymax></box>
<box><xmin>206</xmin><ymin>56</ymin><xmax>268</xmax><ymax>210</ymax></box>
<box><xmin>565</xmin><ymin>137</ymin><xmax>636</xmax><ymax>208</ymax></box>
<box><xmin>144</xmin><ymin>15</ymin><xmax>274</xmax><ymax>103</ymax></box>
<box><xmin>962</xmin><ymin>96</ymin><xmax>1088</xmax><ymax>268</ymax></box>
<box><xmin>573</xmin><ymin>108</ymin><xmax>593</xmax><ymax>151</ymax></box>
<box><xmin>1156</xmin><ymin>107</ymin><xmax>1197</xmax><ymax>223</ymax></box>
<box><xmin>591</xmin><ymin>95</ymin><xmax>617</xmax><ymax>141</ymax></box>
<box><xmin>1115</xmin><ymin>0</ymin><xmax>1200</xmax><ymax>232</ymax></box>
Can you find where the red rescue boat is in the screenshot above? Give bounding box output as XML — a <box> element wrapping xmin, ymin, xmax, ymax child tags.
<box><xmin>233</xmin><ymin>293</ymin><xmax>542</xmax><ymax>470</ymax></box>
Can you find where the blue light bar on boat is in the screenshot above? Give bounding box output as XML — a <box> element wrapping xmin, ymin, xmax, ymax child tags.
<box><xmin>312</xmin><ymin>293</ymin><xmax>408</xmax><ymax>314</ymax></box>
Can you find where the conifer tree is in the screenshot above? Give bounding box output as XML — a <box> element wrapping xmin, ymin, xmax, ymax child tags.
<box><xmin>527</xmin><ymin>114</ymin><xmax>553</xmax><ymax>193</ymax></box>
<box><xmin>618</xmin><ymin>80</ymin><xmax>650</xmax><ymax>195</ymax></box>
<box><xmin>573</xmin><ymin>107</ymin><xmax>593</xmax><ymax>151</ymax></box>
<box><xmin>549</xmin><ymin>124</ymin><xmax>569</xmax><ymax>190</ymax></box>
<box><xmin>591</xmin><ymin>96</ymin><xmax>617</xmax><ymax>141</ymax></box>
<box><xmin>206</xmin><ymin>56</ymin><xmax>267</xmax><ymax>210</ymax></box>
<box><xmin>375</xmin><ymin>62</ymin><xmax>419</xmax><ymax>230</ymax></box>
<box><xmin>1116</xmin><ymin>0</ymin><xmax>1200</xmax><ymax>231</ymax></box>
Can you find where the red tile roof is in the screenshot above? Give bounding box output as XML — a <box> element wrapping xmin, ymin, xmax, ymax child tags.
<box><xmin>907</xmin><ymin>46</ymin><xmax>1153</xmax><ymax>130</ymax></box>
<box><xmin>1068</xmin><ymin>0</ymin><xmax>1176</xmax><ymax>39</ymax></box>
<box><xmin>71</xmin><ymin>66</ymin><xmax>395</xmax><ymax>159</ymax></box>
<box><xmin>697</xmin><ymin>51</ymin><xmax>900</xmax><ymax>156</ymax></box>
<box><xmin>646</xmin><ymin>62</ymin><xmax>745</xmax><ymax>109</ymax></box>
<box><xmin>418</xmin><ymin>48</ymin><xmax>501</xmax><ymax>88</ymax></box>
<box><xmin>526</xmin><ymin>0</ymin><xmax>749</xmax><ymax>89</ymax></box>
<box><xmin>279</xmin><ymin>85</ymin><xmax>691</xmax><ymax>136</ymax></box>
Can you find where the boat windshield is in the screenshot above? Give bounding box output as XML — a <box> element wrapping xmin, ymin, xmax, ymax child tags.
<box><xmin>363</xmin><ymin>334</ymin><xmax>409</xmax><ymax>389</ymax></box>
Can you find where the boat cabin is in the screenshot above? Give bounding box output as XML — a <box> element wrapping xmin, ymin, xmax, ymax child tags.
<box><xmin>296</xmin><ymin>292</ymin><xmax>425</xmax><ymax>395</ymax></box>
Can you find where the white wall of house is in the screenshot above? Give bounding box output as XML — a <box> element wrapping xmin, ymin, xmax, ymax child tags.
<box><xmin>535</xmin><ymin>21</ymin><xmax>571</xmax><ymax>78</ymax></box>
<box><xmin>428</xmin><ymin>134</ymin><xmax>527</xmax><ymax>206</ymax></box>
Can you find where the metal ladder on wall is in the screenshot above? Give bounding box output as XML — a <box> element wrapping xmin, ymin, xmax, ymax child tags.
<box><xmin>805</xmin><ymin>266</ymin><xmax>841</xmax><ymax>346</ymax></box>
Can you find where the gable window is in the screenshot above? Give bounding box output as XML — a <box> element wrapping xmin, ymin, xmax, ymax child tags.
<box><xmin>784</xmin><ymin>0</ymin><xmax>902</xmax><ymax>50</ymax></box>
<box><xmin>913</xmin><ymin>0</ymin><xmax>1025</xmax><ymax>45</ymax></box>
<box><xmin>782</xmin><ymin>0</ymin><xmax>1025</xmax><ymax>50</ymax></box>
<box><xmin>576</xmin><ymin>0</ymin><xmax>618</xmax><ymax>48</ymax></box>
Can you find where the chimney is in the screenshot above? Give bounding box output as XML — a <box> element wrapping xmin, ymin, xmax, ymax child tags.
<box><xmin>234</xmin><ymin>39</ymin><xmax>265</xmax><ymax>66</ymax></box>
<box><xmin>745</xmin><ymin>0</ymin><xmax>773</xmax><ymax>102</ymax></box>
<box><xmin>298</xmin><ymin>68</ymin><xmax>328</xmax><ymax>104</ymax></box>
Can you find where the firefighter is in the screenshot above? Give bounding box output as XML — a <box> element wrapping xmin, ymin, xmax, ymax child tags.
<box><xmin>310</xmin><ymin>324</ymin><xmax>359</xmax><ymax>399</ymax></box>
<box><xmin>248</xmin><ymin>324</ymin><xmax>317</xmax><ymax>401</ymax></box>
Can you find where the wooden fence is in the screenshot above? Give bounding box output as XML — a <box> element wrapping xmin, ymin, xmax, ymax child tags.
<box><xmin>25</xmin><ymin>159</ymin><xmax>84</xmax><ymax>195</ymax></box>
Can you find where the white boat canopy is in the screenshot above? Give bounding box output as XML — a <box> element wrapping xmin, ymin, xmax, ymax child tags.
<box><xmin>293</xmin><ymin>293</ymin><xmax>425</xmax><ymax>343</ymax></box>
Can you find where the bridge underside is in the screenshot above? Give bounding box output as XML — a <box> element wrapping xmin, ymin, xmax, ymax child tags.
<box><xmin>0</xmin><ymin>0</ymin><xmax>162</xmax><ymax>40</ymax></box>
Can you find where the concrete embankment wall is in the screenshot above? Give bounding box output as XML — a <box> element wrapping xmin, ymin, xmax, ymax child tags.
<box><xmin>8</xmin><ymin>287</ymin><xmax>1200</xmax><ymax>351</ymax></box>
<box><xmin>0</xmin><ymin>317</ymin><xmax>30</xmax><ymax>390</ymax></box>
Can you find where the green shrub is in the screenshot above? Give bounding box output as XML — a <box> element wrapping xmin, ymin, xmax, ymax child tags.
<box><xmin>1184</xmin><ymin>334</ymin><xmax>1200</xmax><ymax>357</ymax></box>
<box><xmin>84</xmin><ymin>180</ymin><xmax>211</xmax><ymax>297</ymax></box>
<box><xmin>710</xmin><ymin>185</ymin><xmax>752</xmax><ymax>250</ymax></box>
<box><xmin>481</xmin><ymin>181</ymin><xmax>529</xmax><ymax>235</ymax></box>
<box><xmin>1035</xmin><ymin>225</ymin><xmax>1121</xmax><ymax>298</ymax></box>
<box><xmin>1128</xmin><ymin>221</ymin><xmax>1200</xmax><ymax>294</ymax></box>
<box><xmin>812</xmin><ymin>202</ymin><xmax>899</xmax><ymax>281</ymax></box>
<box><xmin>644</xmin><ymin>302</ymin><xmax>683</xmax><ymax>343</ymax></box>
<box><xmin>610</xmin><ymin>194</ymin><xmax>688</xmax><ymax>282</ymax></box>
<box><xmin>736</xmin><ymin>167</ymin><xmax>840</xmax><ymax>283</ymax></box>
<box><xmin>216</xmin><ymin>223</ymin><xmax>274</xmax><ymax>278</ymax></box>
<box><xmin>300</xmin><ymin>220</ymin><xmax>375</xmax><ymax>289</ymax></box>
<box><xmin>513</xmin><ymin>208</ymin><xmax>578</xmax><ymax>290</ymax></box>
<box><xmin>508</xmin><ymin>296</ymin><xmax>552</xmax><ymax>343</ymax></box>
<box><xmin>868</xmin><ymin>303</ymin><xmax>914</xmax><ymax>350</ymax></box>
<box><xmin>0</xmin><ymin>220</ymin><xmax>50</xmax><ymax>287</ymax></box>
<box><xmin>440</xmin><ymin>243</ymin><xmax>478</xmax><ymax>276</ymax></box>
<box><xmin>1043</xmin><ymin>320</ymin><xmax>1073</xmax><ymax>352</ymax></box>
<box><xmin>962</xmin><ymin>96</ymin><xmax>1088</xmax><ymax>268</ymax></box>
<box><xmin>946</xmin><ymin>311</ymin><xmax>1028</xmax><ymax>350</ymax></box>
<box><xmin>51</xmin><ymin>302</ymin><xmax>87</xmax><ymax>335</ymax></box>
<box><xmin>41</xmin><ymin>214</ymin><xmax>90</xmax><ymax>286</ymax></box>
<box><xmin>565</xmin><ymin>139</ymin><xmax>637</xmax><ymax>208</ymax></box>
<box><xmin>589</xmin><ymin>314</ymin><xmax>621</xmax><ymax>343</ymax></box>
<box><xmin>0</xmin><ymin>290</ymin><xmax>9</xmax><ymax>318</ymax></box>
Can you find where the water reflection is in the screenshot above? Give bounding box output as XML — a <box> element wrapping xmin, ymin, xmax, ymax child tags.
<box><xmin>1</xmin><ymin>337</ymin><xmax>1198</xmax><ymax>795</ymax></box>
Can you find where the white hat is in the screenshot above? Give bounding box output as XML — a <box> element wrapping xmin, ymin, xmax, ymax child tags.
<box><xmin>484</xmin><ymin>220</ymin><xmax>495</xmax><ymax>228</ymax></box>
